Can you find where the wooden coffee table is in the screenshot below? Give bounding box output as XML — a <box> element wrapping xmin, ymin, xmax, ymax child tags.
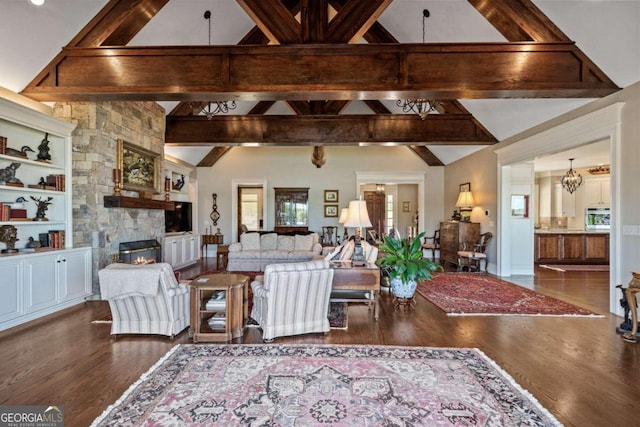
<box><xmin>330</xmin><ymin>260</ymin><xmax>380</xmax><ymax>320</ymax></box>
<box><xmin>189</xmin><ymin>273</ymin><xmax>249</xmax><ymax>342</ymax></box>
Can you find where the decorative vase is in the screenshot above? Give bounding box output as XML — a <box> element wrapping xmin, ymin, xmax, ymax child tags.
<box><xmin>390</xmin><ymin>277</ymin><xmax>417</xmax><ymax>298</ymax></box>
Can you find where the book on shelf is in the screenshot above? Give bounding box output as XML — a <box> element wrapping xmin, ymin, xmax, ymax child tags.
<box><xmin>38</xmin><ymin>230</ymin><xmax>66</xmax><ymax>249</ymax></box>
<box><xmin>46</xmin><ymin>174</ymin><xmax>65</xmax><ymax>191</ymax></box>
<box><xmin>0</xmin><ymin>136</ymin><xmax>6</xmax><ymax>154</ymax></box>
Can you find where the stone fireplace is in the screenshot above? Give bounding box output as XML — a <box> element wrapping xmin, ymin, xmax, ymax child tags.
<box><xmin>119</xmin><ymin>239</ymin><xmax>162</xmax><ymax>264</ymax></box>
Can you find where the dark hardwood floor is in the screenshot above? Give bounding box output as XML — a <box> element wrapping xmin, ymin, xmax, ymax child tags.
<box><xmin>1</xmin><ymin>260</ymin><xmax>638</xmax><ymax>426</ymax></box>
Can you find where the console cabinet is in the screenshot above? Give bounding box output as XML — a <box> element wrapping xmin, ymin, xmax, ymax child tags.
<box><xmin>439</xmin><ymin>221</ymin><xmax>480</xmax><ymax>267</ymax></box>
<box><xmin>164</xmin><ymin>234</ymin><xmax>200</xmax><ymax>269</ymax></box>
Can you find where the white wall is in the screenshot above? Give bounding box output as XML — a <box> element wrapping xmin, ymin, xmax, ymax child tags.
<box><xmin>196</xmin><ymin>146</ymin><xmax>444</xmax><ymax>245</ymax></box>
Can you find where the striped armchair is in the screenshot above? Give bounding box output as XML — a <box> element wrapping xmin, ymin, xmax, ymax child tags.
<box><xmin>98</xmin><ymin>262</ymin><xmax>190</xmax><ymax>338</ymax></box>
<box><xmin>251</xmin><ymin>259</ymin><xmax>334</xmax><ymax>342</ymax></box>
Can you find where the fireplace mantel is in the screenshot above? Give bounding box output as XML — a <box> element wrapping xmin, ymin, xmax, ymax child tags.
<box><xmin>104</xmin><ymin>195</ymin><xmax>175</xmax><ymax>210</ymax></box>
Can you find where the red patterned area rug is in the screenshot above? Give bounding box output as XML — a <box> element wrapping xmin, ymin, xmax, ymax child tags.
<box><xmin>416</xmin><ymin>272</ymin><xmax>602</xmax><ymax>317</ymax></box>
<box><xmin>540</xmin><ymin>264</ymin><xmax>609</xmax><ymax>272</ymax></box>
<box><xmin>90</xmin><ymin>344</ymin><xmax>562</xmax><ymax>426</ymax></box>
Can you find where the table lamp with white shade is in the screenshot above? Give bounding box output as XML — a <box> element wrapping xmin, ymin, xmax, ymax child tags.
<box><xmin>344</xmin><ymin>200</ymin><xmax>372</xmax><ymax>265</ymax></box>
<box><xmin>338</xmin><ymin>207</ymin><xmax>350</xmax><ymax>242</ymax></box>
<box><xmin>456</xmin><ymin>191</ymin><xmax>475</xmax><ymax>221</ymax></box>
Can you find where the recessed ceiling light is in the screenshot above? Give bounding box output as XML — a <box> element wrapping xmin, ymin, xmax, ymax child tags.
<box><xmin>30</xmin><ymin>0</ymin><xmax>45</xmax><ymax>5</ymax></box>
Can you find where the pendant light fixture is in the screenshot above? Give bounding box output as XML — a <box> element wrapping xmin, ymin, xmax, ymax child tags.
<box><xmin>199</xmin><ymin>10</ymin><xmax>236</xmax><ymax>120</ymax></box>
<box><xmin>561</xmin><ymin>158</ymin><xmax>583</xmax><ymax>194</ymax></box>
<box><xmin>396</xmin><ymin>9</ymin><xmax>441</xmax><ymax>120</ymax></box>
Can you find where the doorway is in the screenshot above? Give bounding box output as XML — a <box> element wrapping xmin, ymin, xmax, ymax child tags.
<box><xmin>364</xmin><ymin>191</ymin><xmax>385</xmax><ymax>238</ymax></box>
<box><xmin>237</xmin><ymin>186</ymin><xmax>264</xmax><ymax>236</ymax></box>
<box><xmin>232</xmin><ymin>179</ymin><xmax>268</xmax><ymax>243</ymax></box>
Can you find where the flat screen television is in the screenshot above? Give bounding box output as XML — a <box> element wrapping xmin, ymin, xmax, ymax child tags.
<box><xmin>165</xmin><ymin>201</ymin><xmax>193</xmax><ymax>233</ymax></box>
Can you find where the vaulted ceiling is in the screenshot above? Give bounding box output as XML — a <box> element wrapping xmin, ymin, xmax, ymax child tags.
<box><xmin>2</xmin><ymin>0</ymin><xmax>637</xmax><ymax>168</ymax></box>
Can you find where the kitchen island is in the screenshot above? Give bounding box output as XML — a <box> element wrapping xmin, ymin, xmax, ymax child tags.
<box><xmin>534</xmin><ymin>230</ymin><xmax>609</xmax><ymax>264</ymax></box>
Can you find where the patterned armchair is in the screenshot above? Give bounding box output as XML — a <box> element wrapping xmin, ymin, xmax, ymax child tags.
<box><xmin>98</xmin><ymin>262</ymin><xmax>190</xmax><ymax>338</ymax></box>
<box><xmin>250</xmin><ymin>259</ymin><xmax>334</xmax><ymax>342</ymax></box>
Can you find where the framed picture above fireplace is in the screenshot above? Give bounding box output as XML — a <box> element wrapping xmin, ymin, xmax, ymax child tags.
<box><xmin>118</xmin><ymin>139</ymin><xmax>159</xmax><ymax>193</ymax></box>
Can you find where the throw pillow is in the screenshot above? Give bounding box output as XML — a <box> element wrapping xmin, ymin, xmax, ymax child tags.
<box><xmin>260</xmin><ymin>233</ymin><xmax>278</xmax><ymax>250</ymax></box>
<box><xmin>294</xmin><ymin>234</ymin><xmax>314</xmax><ymax>251</ymax></box>
<box><xmin>277</xmin><ymin>235</ymin><xmax>295</xmax><ymax>251</ymax></box>
<box><xmin>240</xmin><ymin>232</ymin><xmax>261</xmax><ymax>251</ymax></box>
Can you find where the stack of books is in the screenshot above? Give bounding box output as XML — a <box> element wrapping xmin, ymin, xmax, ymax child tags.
<box><xmin>207</xmin><ymin>313</ymin><xmax>226</xmax><ymax>329</ymax></box>
<box><xmin>38</xmin><ymin>230</ymin><xmax>65</xmax><ymax>248</ymax></box>
<box><xmin>0</xmin><ymin>203</ymin><xmax>28</xmax><ymax>221</ymax></box>
<box><xmin>205</xmin><ymin>290</ymin><xmax>226</xmax><ymax>311</ymax></box>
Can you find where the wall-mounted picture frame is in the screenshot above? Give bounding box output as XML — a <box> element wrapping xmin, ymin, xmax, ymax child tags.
<box><xmin>118</xmin><ymin>139</ymin><xmax>159</xmax><ymax>193</ymax></box>
<box><xmin>402</xmin><ymin>201</ymin><xmax>411</xmax><ymax>212</ymax></box>
<box><xmin>324</xmin><ymin>190</ymin><xmax>338</xmax><ymax>202</ymax></box>
<box><xmin>511</xmin><ymin>194</ymin><xmax>529</xmax><ymax>218</ymax></box>
<box><xmin>459</xmin><ymin>182</ymin><xmax>471</xmax><ymax>192</ymax></box>
<box><xmin>324</xmin><ymin>204</ymin><xmax>338</xmax><ymax>217</ymax></box>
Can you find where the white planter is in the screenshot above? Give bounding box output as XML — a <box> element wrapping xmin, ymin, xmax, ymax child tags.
<box><xmin>390</xmin><ymin>277</ymin><xmax>417</xmax><ymax>298</ymax></box>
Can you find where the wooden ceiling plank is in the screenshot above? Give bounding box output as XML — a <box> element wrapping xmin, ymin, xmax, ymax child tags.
<box><xmin>165</xmin><ymin>114</ymin><xmax>498</xmax><ymax>145</ymax></box>
<box><xmin>287</xmin><ymin>101</ymin><xmax>314</xmax><ymax>115</ymax></box>
<box><xmin>327</xmin><ymin>0</ymin><xmax>393</xmax><ymax>43</ymax></box>
<box><xmin>22</xmin><ymin>43</ymin><xmax>619</xmax><ymax>101</ymax></box>
<box><xmin>248</xmin><ymin>101</ymin><xmax>276</xmax><ymax>115</ymax></box>
<box><xmin>236</xmin><ymin>0</ymin><xmax>301</xmax><ymax>44</ymax></box>
<box><xmin>468</xmin><ymin>0</ymin><xmax>570</xmax><ymax>42</ymax></box>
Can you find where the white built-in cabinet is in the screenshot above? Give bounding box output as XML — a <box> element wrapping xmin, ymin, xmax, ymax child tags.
<box><xmin>584</xmin><ymin>176</ymin><xmax>610</xmax><ymax>207</ymax></box>
<box><xmin>1</xmin><ymin>247</ymin><xmax>91</xmax><ymax>331</ymax></box>
<box><xmin>164</xmin><ymin>233</ymin><xmax>200</xmax><ymax>269</ymax></box>
<box><xmin>0</xmin><ymin>96</ymin><xmax>92</xmax><ymax>332</ymax></box>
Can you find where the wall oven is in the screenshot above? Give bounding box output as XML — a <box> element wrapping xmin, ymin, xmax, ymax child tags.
<box><xmin>585</xmin><ymin>207</ymin><xmax>611</xmax><ymax>230</ymax></box>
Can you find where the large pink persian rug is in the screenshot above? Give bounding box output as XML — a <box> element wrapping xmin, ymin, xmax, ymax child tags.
<box><xmin>416</xmin><ymin>272</ymin><xmax>602</xmax><ymax>317</ymax></box>
<box><xmin>91</xmin><ymin>344</ymin><xmax>562</xmax><ymax>426</ymax></box>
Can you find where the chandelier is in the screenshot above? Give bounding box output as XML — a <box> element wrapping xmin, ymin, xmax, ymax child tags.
<box><xmin>561</xmin><ymin>158</ymin><xmax>583</xmax><ymax>194</ymax></box>
<box><xmin>200</xmin><ymin>10</ymin><xmax>235</xmax><ymax>120</ymax></box>
<box><xmin>396</xmin><ymin>10</ymin><xmax>441</xmax><ymax>120</ymax></box>
<box><xmin>396</xmin><ymin>99</ymin><xmax>441</xmax><ymax>120</ymax></box>
<box><xmin>203</xmin><ymin>101</ymin><xmax>237</xmax><ymax>120</ymax></box>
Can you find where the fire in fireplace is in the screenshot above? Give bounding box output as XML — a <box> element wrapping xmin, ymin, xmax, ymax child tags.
<box><xmin>119</xmin><ymin>239</ymin><xmax>162</xmax><ymax>264</ymax></box>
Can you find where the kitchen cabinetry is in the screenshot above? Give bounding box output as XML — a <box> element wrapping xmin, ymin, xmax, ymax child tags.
<box><xmin>584</xmin><ymin>177</ymin><xmax>610</xmax><ymax>207</ymax></box>
<box><xmin>534</xmin><ymin>232</ymin><xmax>609</xmax><ymax>264</ymax></box>
<box><xmin>439</xmin><ymin>221</ymin><xmax>480</xmax><ymax>267</ymax></box>
<box><xmin>554</xmin><ymin>184</ymin><xmax>576</xmax><ymax>217</ymax></box>
<box><xmin>164</xmin><ymin>233</ymin><xmax>200</xmax><ymax>269</ymax></box>
<box><xmin>1</xmin><ymin>248</ymin><xmax>92</xmax><ymax>331</ymax></box>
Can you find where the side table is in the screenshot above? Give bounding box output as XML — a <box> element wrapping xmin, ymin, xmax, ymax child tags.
<box><xmin>189</xmin><ymin>273</ymin><xmax>249</xmax><ymax>343</ymax></box>
<box><xmin>201</xmin><ymin>234</ymin><xmax>224</xmax><ymax>259</ymax></box>
<box><xmin>216</xmin><ymin>244</ymin><xmax>229</xmax><ymax>270</ymax></box>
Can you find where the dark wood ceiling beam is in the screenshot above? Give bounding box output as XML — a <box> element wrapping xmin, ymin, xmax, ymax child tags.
<box><xmin>69</xmin><ymin>0</ymin><xmax>170</xmax><ymax>47</ymax></box>
<box><xmin>467</xmin><ymin>0</ymin><xmax>570</xmax><ymax>42</ymax></box>
<box><xmin>408</xmin><ymin>146</ymin><xmax>445</xmax><ymax>167</ymax></box>
<box><xmin>301</xmin><ymin>0</ymin><xmax>328</xmax><ymax>43</ymax></box>
<box><xmin>165</xmin><ymin>114</ymin><xmax>497</xmax><ymax>145</ymax></box>
<box><xmin>237</xmin><ymin>0</ymin><xmax>302</xmax><ymax>44</ymax></box>
<box><xmin>22</xmin><ymin>43</ymin><xmax>619</xmax><ymax>101</ymax></box>
<box><xmin>197</xmin><ymin>146</ymin><xmax>233</xmax><ymax>167</ymax></box>
<box><xmin>248</xmin><ymin>101</ymin><xmax>276</xmax><ymax>115</ymax></box>
<box><xmin>327</xmin><ymin>0</ymin><xmax>392</xmax><ymax>43</ymax></box>
<box><xmin>236</xmin><ymin>0</ymin><xmax>301</xmax><ymax>44</ymax></box>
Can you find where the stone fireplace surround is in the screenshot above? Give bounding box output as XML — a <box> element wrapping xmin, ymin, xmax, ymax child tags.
<box><xmin>53</xmin><ymin>101</ymin><xmax>166</xmax><ymax>294</ymax></box>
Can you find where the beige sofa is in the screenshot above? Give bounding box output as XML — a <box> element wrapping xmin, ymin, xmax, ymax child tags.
<box><xmin>227</xmin><ymin>231</ymin><xmax>323</xmax><ymax>272</ymax></box>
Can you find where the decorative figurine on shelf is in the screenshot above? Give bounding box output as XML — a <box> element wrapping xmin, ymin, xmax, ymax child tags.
<box><xmin>0</xmin><ymin>162</ymin><xmax>23</xmax><ymax>185</ymax></box>
<box><xmin>30</xmin><ymin>196</ymin><xmax>53</xmax><ymax>221</ymax></box>
<box><xmin>0</xmin><ymin>224</ymin><xmax>19</xmax><ymax>253</ymax></box>
<box><xmin>5</xmin><ymin>145</ymin><xmax>34</xmax><ymax>159</ymax></box>
<box><xmin>173</xmin><ymin>174</ymin><xmax>185</xmax><ymax>191</ymax></box>
<box><xmin>25</xmin><ymin>236</ymin><xmax>41</xmax><ymax>249</ymax></box>
<box><xmin>38</xmin><ymin>177</ymin><xmax>47</xmax><ymax>188</ymax></box>
<box><xmin>210</xmin><ymin>193</ymin><xmax>220</xmax><ymax>226</ymax></box>
<box><xmin>36</xmin><ymin>133</ymin><xmax>51</xmax><ymax>162</ymax></box>
<box><xmin>451</xmin><ymin>210</ymin><xmax>461</xmax><ymax>221</ymax></box>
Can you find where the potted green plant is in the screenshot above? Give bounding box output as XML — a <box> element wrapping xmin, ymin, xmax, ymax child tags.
<box><xmin>376</xmin><ymin>231</ymin><xmax>442</xmax><ymax>298</ymax></box>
